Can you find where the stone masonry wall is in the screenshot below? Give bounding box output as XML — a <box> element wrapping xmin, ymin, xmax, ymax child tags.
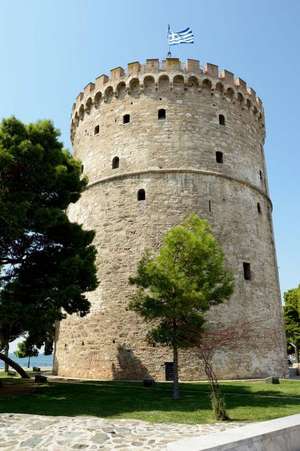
<box><xmin>54</xmin><ymin>58</ymin><xmax>287</xmax><ymax>380</ymax></box>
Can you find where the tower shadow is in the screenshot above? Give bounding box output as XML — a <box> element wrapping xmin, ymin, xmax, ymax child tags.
<box><xmin>112</xmin><ymin>344</ymin><xmax>151</xmax><ymax>380</ymax></box>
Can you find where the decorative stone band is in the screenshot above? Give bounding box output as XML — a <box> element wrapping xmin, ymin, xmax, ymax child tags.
<box><xmin>71</xmin><ymin>58</ymin><xmax>265</xmax><ymax>142</ymax></box>
<box><xmin>86</xmin><ymin>168</ymin><xmax>273</xmax><ymax>209</ymax></box>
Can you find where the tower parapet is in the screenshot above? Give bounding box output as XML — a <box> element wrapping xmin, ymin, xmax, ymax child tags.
<box><xmin>71</xmin><ymin>58</ymin><xmax>264</xmax><ymax>143</ymax></box>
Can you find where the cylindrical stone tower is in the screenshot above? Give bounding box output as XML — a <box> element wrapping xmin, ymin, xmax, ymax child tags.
<box><xmin>54</xmin><ymin>58</ymin><xmax>287</xmax><ymax>380</ymax></box>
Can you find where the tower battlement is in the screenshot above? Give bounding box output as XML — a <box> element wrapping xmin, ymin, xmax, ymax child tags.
<box><xmin>71</xmin><ymin>58</ymin><xmax>264</xmax><ymax>143</ymax></box>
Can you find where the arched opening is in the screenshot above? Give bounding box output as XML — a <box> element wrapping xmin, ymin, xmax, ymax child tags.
<box><xmin>202</xmin><ymin>79</ymin><xmax>212</xmax><ymax>91</ymax></box>
<box><xmin>144</xmin><ymin>75</ymin><xmax>155</xmax><ymax>95</ymax></box>
<box><xmin>129</xmin><ymin>78</ymin><xmax>140</xmax><ymax>97</ymax></box>
<box><xmin>216</xmin><ymin>151</ymin><xmax>223</xmax><ymax>163</ymax></box>
<box><xmin>79</xmin><ymin>104</ymin><xmax>84</xmax><ymax>120</ymax></box>
<box><xmin>112</xmin><ymin>156</ymin><xmax>119</xmax><ymax>169</ymax></box>
<box><xmin>116</xmin><ymin>82</ymin><xmax>126</xmax><ymax>99</ymax></box>
<box><xmin>94</xmin><ymin>125</ymin><xmax>100</xmax><ymax>135</ymax></box>
<box><xmin>158</xmin><ymin>75</ymin><xmax>170</xmax><ymax>93</ymax></box>
<box><xmin>137</xmin><ymin>189</ymin><xmax>145</xmax><ymax>201</ymax></box>
<box><xmin>215</xmin><ymin>82</ymin><xmax>224</xmax><ymax>94</ymax></box>
<box><xmin>158</xmin><ymin>108</ymin><xmax>166</xmax><ymax>120</ymax></box>
<box><xmin>123</xmin><ymin>114</ymin><xmax>130</xmax><ymax>124</ymax></box>
<box><xmin>225</xmin><ymin>88</ymin><xmax>234</xmax><ymax>100</ymax></box>
<box><xmin>80</xmin><ymin>164</ymin><xmax>84</xmax><ymax>174</ymax></box>
<box><xmin>86</xmin><ymin>97</ymin><xmax>93</xmax><ymax>114</ymax></box>
<box><xmin>246</xmin><ymin>98</ymin><xmax>252</xmax><ymax>110</ymax></box>
<box><xmin>187</xmin><ymin>76</ymin><xmax>199</xmax><ymax>91</ymax></box>
<box><xmin>94</xmin><ymin>91</ymin><xmax>102</xmax><ymax>108</ymax></box>
<box><xmin>219</xmin><ymin>114</ymin><xmax>225</xmax><ymax>126</ymax></box>
<box><xmin>237</xmin><ymin>92</ymin><xmax>244</xmax><ymax>104</ymax></box>
<box><xmin>104</xmin><ymin>86</ymin><xmax>114</xmax><ymax>103</ymax></box>
<box><xmin>173</xmin><ymin>74</ymin><xmax>184</xmax><ymax>92</ymax></box>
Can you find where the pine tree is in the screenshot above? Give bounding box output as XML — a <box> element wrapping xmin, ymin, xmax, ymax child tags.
<box><xmin>129</xmin><ymin>214</ymin><xmax>234</xmax><ymax>399</ymax></box>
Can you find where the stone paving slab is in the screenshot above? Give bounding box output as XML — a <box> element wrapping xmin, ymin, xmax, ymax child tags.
<box><xmin>0</xmin><ymin>414</ymin><xmax>245</xmax><ymax>450</ymax></box>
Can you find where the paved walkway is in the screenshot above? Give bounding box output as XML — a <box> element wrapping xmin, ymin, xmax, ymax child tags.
<box><xmin>0</xmin><ymin>414</ymin><xmax>244</xmax><ymax>450</ymax></box>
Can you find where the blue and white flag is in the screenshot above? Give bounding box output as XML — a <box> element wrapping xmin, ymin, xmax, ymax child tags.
<box><xmin>168</xmin><ymin>26</ymin><xmax>194</xmax><ymax>46</ymax></box>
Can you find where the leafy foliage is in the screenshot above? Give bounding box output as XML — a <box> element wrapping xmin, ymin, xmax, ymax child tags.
<box><xmin>0</xmin><ymin>117</ymin><xmax>98</xmax><ymax>351</ymax></box>
<box><xmin>129</xmin><ymin>214</ymin><xmax>234</xmax><ymax>398</ymax></box>
<box><xmin>284</xmin><ymin>285</ymin><xmax>300</xmax><ymax>358</ymax></box>
<box><xmin>15</xmin><ymin>340</ymin><xmax>39</xmax><ymax>359</ymax></box>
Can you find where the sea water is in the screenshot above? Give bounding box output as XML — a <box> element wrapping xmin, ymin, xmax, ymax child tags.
<box><xmin>0</xmin><ymin>353</ymin><xmax>53</xmax><ymax>369</ymax></box>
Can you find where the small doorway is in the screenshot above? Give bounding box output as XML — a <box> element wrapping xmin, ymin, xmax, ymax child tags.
<box><xmin>165</xmin><ymin>362</ymin><xmax>174</xmax><ymax>381</ymax></box>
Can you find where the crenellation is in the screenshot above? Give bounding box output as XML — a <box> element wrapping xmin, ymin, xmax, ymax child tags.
<box><xmin>247</xmin><ymin>87</ymin><xmax>257</xmax><ymax>102</ymax></box>
<box><xmin>70</xmin><ymin>59</ymin><xmax>265</xmax><ymax>128</ymax></box>
<box><xmin>204</xmin><ymin>63</ymin><xmax>219</xmax><ymax>78</ymax></box>
<box><xmin>186</xmin><ymin>58</ymin><xmax>201</xmax><ymax>73</ymax></box>
<box><xmin>128</xmin><ymin>61</ymin><xmax>141</xmax><ymax>76</ymax></box>
<box><xmin>84</xmin><ymin>82</ymin><xmax>95</xmax><ymax>96</ymax></box>
<box><xmin>95</xmin><ymin>74</ymin><xmax>109</xmax><ymax>90</ymax></box>
<box><xmin>145</xmin><ymin>58</ymin><xmax>159</xmax><ymax>72</ymax></box>
<box><xmin>257</xmin><ymin>96</ymin><xmax>263</xmax><ymax>109</ymax></box>
<box><xmin>220</xmin><ymin>69</ymin><xmax>234</xmax><ymax>84</ymax></box>
<box><xmin>235</xmin><ymin>77</ymin><xmax>248</xmax><ymax>94</ymax></box>
<box><xmin>165</xmin><ymin>57</ymin><xmax>181</xmax><ymax>71</ymax></box>
<box><xmin>111</xmin><ymin>66</ymin><xmax>125</xmax><ymax>80</ymax></box>
<box><xmin>76</xmin><ymin>92</ymin><xmax>83</xmax><ymax>104</ymax></box>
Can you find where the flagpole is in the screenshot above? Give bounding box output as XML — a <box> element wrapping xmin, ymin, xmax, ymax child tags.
<box><xmin>167</xmin><ymin>24</ymin><xmax>171</xmax><ymax>57</ymax></box>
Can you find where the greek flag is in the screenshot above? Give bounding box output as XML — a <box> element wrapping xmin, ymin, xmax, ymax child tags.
<box><xmin>168</xmin><ymin>26</ymin><xmax>194</xmax><ymax>46</ymax></box>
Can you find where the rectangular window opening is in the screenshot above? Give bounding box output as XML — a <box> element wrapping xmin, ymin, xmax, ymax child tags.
<box><xmin>243</xmin><ymin>262</ymin><xmax>251</xmax><ymax>280</ymax></box>
<box><xmin>216</xmin><ymin>151</ymin><xmax>223</xmax><ymax>164</ymax></box>
<box><xmin>123</xmin><ymin>114</ymin><xmax>130</xmax><ymax>124</ymax></box>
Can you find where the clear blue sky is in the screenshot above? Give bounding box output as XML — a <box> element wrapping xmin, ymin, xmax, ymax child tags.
<box><xmin>0</xmin><ymin>0</ymin><xmax>299</xmax><ymax>296</ymax></box>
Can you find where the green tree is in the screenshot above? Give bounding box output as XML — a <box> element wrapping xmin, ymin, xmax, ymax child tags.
<box><xmin>284</xmin><ymin>285</ymin><xmax>300</xmax><ymax>363</ymax></box>
<box><xmin>129</xmin><ymin>214</ymin><xmax>234</xmax><ymax>400</ymax></box>
<box><xmin>15</xmin><ymin>340</ymin><xmax>39</xmax><ymax>368</ymax></box>
<box><xmin>0</xmin><ymin>117</ymin><xmax>98</xmax><ymax>375</ymax></box>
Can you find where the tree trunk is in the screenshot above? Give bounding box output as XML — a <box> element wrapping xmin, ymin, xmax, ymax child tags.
<box><xmin>4</xmin><ymin>343</ymin><xmax>9</xmax><ymax>373</ymax></box>
<box><xmin>0</xmin><ymin>352</ymin><xmax>30</xmax><ymax>379</ymax></box>
<box><xmin>172</xmin><ymin>345</ymin><xmax>180</xmax><ymax>400</ymax></box>
<box><xmin>296</xmin><ymin>345</ymin><xmax>299</xmax><ymax>365</ymax></box>
<box><xmin>203</xmin><ymin>358</ymin><xmax>229</xmax><ymax>421</ymax></box>
<box><xmin>28</xmin><ymin>355</ymin><xmax>30</xmax><ymax>368</ymax></box>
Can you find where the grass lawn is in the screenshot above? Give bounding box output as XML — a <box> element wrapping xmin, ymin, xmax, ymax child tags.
<box><xmin>1</xmin><ymin>373</ymin><xmax>300</xmax><ymax>424</ymax></box>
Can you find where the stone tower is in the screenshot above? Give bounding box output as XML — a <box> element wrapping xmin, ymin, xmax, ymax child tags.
<box><xmin>54</xmin><ymin>58</ymin><xmax>287</xmax><ymax>380</ymax></box>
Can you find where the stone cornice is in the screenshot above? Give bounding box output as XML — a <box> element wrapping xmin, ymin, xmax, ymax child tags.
<box><xmin>86</xmin><ymin>168</ymin><xmax>273</xmax><ymax>209</ymax></box>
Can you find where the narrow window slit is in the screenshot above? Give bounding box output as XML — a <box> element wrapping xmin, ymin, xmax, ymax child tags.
<box><xmin>158</xmin><ymin>109</ymin><xmax>166</xmax><ymax>120</ymax></box>
<box><xmin>216</xmin><ymin>151</ymin><xmax>223</xmax><ymax>163</ymax></box>
<box><xmin>137</xmin><ymin>189</ymin><xmax>145</xmax><ymax>201</ymax></box>
<box><xmin>112</xmin><ymin>156</ymin><xmax>119</xmax><ymax>169</ymax></box>
<box><xmin>243</xmin><ymin>262</ymin><xmax>251</xmax><ymax>280</ymax></box>
<box><xmin>219</xmin><ymin>114</ymin><xmax>225</xmax><ymax>126</ymax></box>
<box><xmin>123</xmin><ymin>114</ymin><xmax>130</xmax><ymax>124</ymax></box>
